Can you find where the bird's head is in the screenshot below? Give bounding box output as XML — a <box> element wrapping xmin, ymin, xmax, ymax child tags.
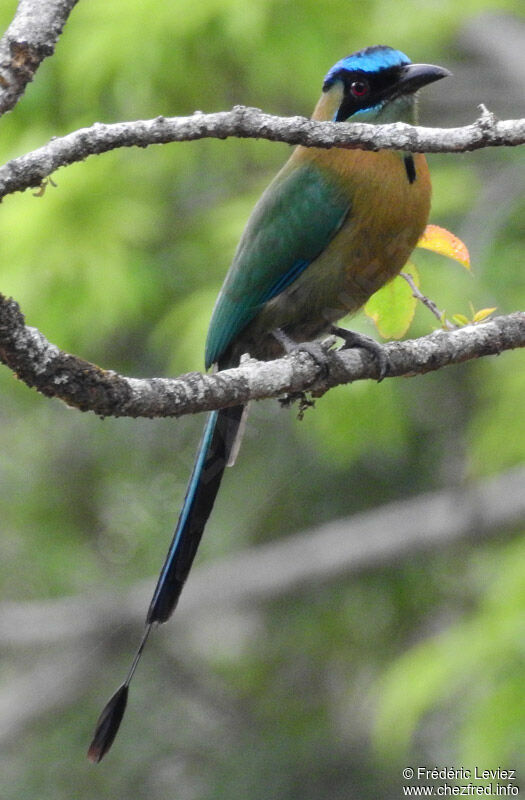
<box><xmin>316</xmin><ymin>45</ymin><xmax>450</xmax><ymax>124</ymax></box>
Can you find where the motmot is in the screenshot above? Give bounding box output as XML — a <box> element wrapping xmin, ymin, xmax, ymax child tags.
<box><xmin>88</xmin><ymin>45</ymin><xmax>450</xmax><ymax>761</ymax></box>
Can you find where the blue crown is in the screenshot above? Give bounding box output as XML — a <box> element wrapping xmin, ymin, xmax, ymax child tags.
<box><xmin>324</xmin><ymin>45</ymin><xmax>411</xmax><ymax>85</ymax></box>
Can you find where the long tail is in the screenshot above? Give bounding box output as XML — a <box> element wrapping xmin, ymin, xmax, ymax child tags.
<box><xmin>148</xmin><ymin>403</ymin><xmax>244</xmax><ymax>623</ymax></box>
<box><xmin>88</xmin><ymin>402</ymin><xmax>244</xmax><ymax>762</ymax></box>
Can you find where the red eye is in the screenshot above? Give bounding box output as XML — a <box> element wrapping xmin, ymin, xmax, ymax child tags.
<box><xmin>350</xmin><ymin>79</ymin><xmax>369</xmax><ymax>98</ymax></box>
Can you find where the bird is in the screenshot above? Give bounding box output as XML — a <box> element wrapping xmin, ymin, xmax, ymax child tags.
<box><xmin>88</xmin><ymin>45</ymin><xmax>450</xmax><ymax>762</ymax></box>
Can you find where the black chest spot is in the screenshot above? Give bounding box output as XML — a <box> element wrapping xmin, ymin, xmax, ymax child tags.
<box><xmin>404</xmin><ymin>155</ymin><xmax>416</xmax><ymax>184</ymax></box>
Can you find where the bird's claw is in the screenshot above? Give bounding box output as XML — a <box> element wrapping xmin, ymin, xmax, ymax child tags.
<box><xmin>272</xmin><ymin>329</ymin><xmax>332</xmax><ymax>379</ymax></box>
<box><xmin>329</xmin><ymin>325</ymin><xmax>389</xmax><ymax>381</ymax></box>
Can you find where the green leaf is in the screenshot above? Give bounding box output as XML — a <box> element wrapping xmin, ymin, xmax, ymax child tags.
<box><xmin>364</xmin><ymin>262</ymin><xmax>419</xmax><ymax>339</ymax></box>
<box><xmin>452</xmin><ymin>313</ymin><xmax>470</xmax><ymax>326</ymax></box>
<box><xmin>473</xmin><ymin>307</ymin><xmax>497</xmax><ymax>323</ymax></box>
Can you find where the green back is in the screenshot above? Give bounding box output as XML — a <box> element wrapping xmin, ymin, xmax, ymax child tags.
<box><xmin>205</xmin><ymin>161</ymin><xmax>350</xmax><ymax>367</ymax></box>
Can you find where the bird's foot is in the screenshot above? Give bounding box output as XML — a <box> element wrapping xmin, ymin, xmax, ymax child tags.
<box><xmin>329</xmin><ymin>325</ymin><xmax>389</xmax><ymax>382</ymax></box>
<box><xmin>272</xmin><ymin>328</ymin><xmax>332</xmax><ymax>378</ymax></box>
<box><xmin>279</xmin><ymin>391</ymin><xmax>316</xmax><ymax>420</ymax></box>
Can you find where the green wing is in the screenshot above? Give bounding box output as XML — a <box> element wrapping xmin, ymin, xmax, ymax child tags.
<box><xmin>205</xmin><ymin>162</ymin><xmax>350</xmax><ymax>368</ymax></box>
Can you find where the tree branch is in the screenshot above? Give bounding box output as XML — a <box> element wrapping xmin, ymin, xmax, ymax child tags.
<box><xmin>1</xmin><ymin>459</ymin><xmax>523</xmax><ymax>740</ymax></box>
<box><xmin>0</xmin><ymin>106</ymin><xmax>524</xmax><ymax>199</ymax></box>
<box><xmin>1</xmin><ymin>465</ymin><xmax>523</xmax><ymax>649</ymax></box>
<box><xmin>1</xmin><ymin>293</ymin><xmax>524</xmax><ymax>418</ymax></box>
<box><xmin>0</xmin><ymin>0</ymin><xmax>79</xmax><ymax>116</ymax></box>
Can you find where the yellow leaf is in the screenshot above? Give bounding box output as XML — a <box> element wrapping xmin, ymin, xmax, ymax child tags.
<box><xmin>452</xmin><ymin>313</ymin><xmax>469</xmax><ymax>326</ymax></box>
<box><xmin>473</xmin><ymin>307</ymin><xmax>497</xmax><ymax>323</ymax></box>
<box><xmin>417</xmin><ymin>224</ymin><xmax>470</xmax><ymax>270</ymax></box>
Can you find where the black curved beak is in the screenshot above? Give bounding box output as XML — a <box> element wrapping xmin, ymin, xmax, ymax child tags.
<box><xmin>397</xmin><ymin>63</ymin><xmax>452</xmax><ymax>94</ymax></box>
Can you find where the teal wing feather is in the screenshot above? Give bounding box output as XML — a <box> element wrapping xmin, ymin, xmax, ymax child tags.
<box><xmin>205</xmin><ymin>162</ymin><xmax>351</xmax><ymax>368</ymax></box>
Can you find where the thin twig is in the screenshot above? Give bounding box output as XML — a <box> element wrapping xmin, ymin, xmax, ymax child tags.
<box><xmin>400</xmin><ymin>271</ymin><xmax>455</xmax><ymax>330</ymax></box>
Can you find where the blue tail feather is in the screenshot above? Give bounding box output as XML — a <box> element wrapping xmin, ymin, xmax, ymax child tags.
<box><xmin>147</xmin><ymin>404</ymin><xmax>243</xmax><ymax>623</ymax></box>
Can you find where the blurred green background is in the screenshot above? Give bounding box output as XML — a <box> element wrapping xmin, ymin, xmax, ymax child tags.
<box><xmin>0</xmin><ymin>1</ymin><xmax>524</xmax><ymax>798</ymax></box>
